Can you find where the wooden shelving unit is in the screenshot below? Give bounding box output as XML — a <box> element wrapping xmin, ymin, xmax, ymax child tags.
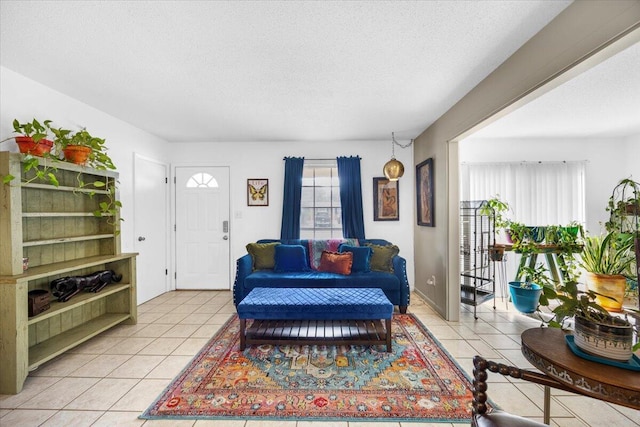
<box><xmin>0</xmin><ymin>152</ymin><xmax>137</xmax><ymax>394</ymax></box>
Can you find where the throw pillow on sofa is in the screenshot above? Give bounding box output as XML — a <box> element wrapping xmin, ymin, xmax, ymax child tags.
<box><xmin>274</xmin><ymin>244</ymin><xmax>310</xmax><ymax>272</ymax></box>
<box><xmin>339</xmin><ymin>245</ymin><xmax>372</xmax><ymax>273</ymax></box>
<box><xmin>318</xmin><ymin>250</ymin><xmax>353</xmax><ymax>275</ymax></box>
<box><xmin>246</xmin><ymin>242</ymin><xmax>279</xmax><ymax>270</ymax></box>
<box><xmin>365</xmin><ymin>243</ymin><xmax>399</xmax><ymax>272</ymax></box>
<box><xmin>308</xmin><ymin>238</ymin><xmax>359</xmax><ymax>270</ymax></box>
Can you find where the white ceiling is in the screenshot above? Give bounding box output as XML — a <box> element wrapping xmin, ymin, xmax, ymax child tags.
<box><xmin>470</xmin><ymin>40</ymin><xmax>640</xmax><ymax>140</ymax></box>
<box><xmin>3</xmin><ymin>0</ymin><xmax>614</xmax><ymax>144</ymax></box>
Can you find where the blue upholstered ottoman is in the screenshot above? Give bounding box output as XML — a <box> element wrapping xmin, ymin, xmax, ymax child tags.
<box><xmin>237</xmin><ymin>287</ymin><xmax>393</xmax><ymax>351</ymax></box>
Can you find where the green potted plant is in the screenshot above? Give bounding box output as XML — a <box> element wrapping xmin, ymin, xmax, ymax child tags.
<box><xmin>579</xmin><ymin>232</ymin><xmax>634</xmax><ymax>312</ymax></box>
<box><xmin>537</xmin><ymin>229</ymin><xmax>638</xmax><ymax>362</ymax></box>
<box><xmin>1</xmin><ymin>119</ymin><xmax>61</xmax><ymax>186</ymax></box>
<box><xmin>540</xmin><ymin>278</ymin><xmax>638</xmax><ymax>362</ymax></box>
<box><xmin>506</xmin><ymin>220</ymin><xmax>538</xmax><ymax>253</ymax></box>
<box><xmin>509</xmin><ymin>263</ymin><xmax>554</xmax><ymax>313</ymax></box>
<box><xmin>479</xmin><ymin>196</ymin><xmax>511</xmax><ymax>261</ymax></box>
<box><xmin>1</xmin><ymin>118</ymin><xmax>54</xmax><ymax>156</ymax></box>
<box><xmin>55</xmin><ymin>128</ymin><xmax>115</xmax><ymax>170</ymax></box>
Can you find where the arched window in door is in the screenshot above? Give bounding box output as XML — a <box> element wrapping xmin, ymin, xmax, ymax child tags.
<box><xmin>186</xmin><ymin>172</ymin><xmax>218</xmax><ymax>188</ymax></box>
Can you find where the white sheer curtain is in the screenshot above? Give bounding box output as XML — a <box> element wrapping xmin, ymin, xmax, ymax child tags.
<box><xmin>460</xmin><ymin>161</ymin><xmax>586</xmax><ymax>226</ymax></box>
<box><xmin>460</xmin><ymin>161</ymin><xmax>586</xmax><ymax>298</ymax></box>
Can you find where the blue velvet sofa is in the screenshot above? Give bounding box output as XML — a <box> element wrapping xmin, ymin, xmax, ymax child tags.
<box><xmin>233</xmin><ymin>239</ymin><xmax>410</xmax><ymax>313</ymax></box>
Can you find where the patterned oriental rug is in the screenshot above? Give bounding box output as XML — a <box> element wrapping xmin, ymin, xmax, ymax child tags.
<box><xmin>141</xmin><ymin>313</ymin><xmax>477</xmax><ymax>422</ymax></box>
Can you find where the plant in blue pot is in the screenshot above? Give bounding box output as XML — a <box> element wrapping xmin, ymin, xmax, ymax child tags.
<box><xmin>509</xmin><ymin>264</ymin><xmax>555</xmax><ymax>314</ymax></box>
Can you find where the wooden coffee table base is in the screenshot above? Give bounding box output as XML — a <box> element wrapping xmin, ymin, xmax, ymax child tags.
<box><xmin>240</xmin><ymin>318</ymin><xmax>392</xmax><ymax>351</ymax></box>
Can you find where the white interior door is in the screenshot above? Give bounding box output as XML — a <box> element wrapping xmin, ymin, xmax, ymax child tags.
<box><xmin>175</xmin><ymin>166</ymin><xmax>230</xmax><ymax>290</ymax></box>
<box><xmin>134</xmin><ymin>154</ymin><xmax>169</xmax><ymax>304</ymax></box>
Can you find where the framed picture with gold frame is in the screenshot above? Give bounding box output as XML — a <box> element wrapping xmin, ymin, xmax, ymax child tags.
<box><xmin>373</xmin><ymin>177</ymin><xmax>399</xmax><ymax>221</ymax></box>
<box><xmin>247</xmin><ymin>179</ymin><xmax>268</xmax><ymax>206</ymax></box>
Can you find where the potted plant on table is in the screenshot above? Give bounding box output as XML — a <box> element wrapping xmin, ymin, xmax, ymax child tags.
<box><xmin>539</xmin><ymin>231</ymin><xmax>638</xmax><ymax>362</ymax></box>
<box><xmin>541</xmin><ymin>279</ymin><xmax>638</xmax><ymax>362</ymax></box>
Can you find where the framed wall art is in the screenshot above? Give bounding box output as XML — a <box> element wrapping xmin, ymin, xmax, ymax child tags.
<box><xmin>247</xmin><ymin>178</ymin><xmax>268</xmax><ymax>206</ymax></box>
<box><xmin>373</xmin><ymin>177</ymin><xmax>399</xmax><ymax>221</ymax></box>
<box><xmin>416</xmin><ymin>158</ymin><xmax>434</xmax><ymax>226</ymax></box>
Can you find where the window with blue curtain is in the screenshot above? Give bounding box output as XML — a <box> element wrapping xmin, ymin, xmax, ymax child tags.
<box><xmin>281</xmin><ymin>156</ymin><xmax>365</xmax><ymax>240</ymax></box>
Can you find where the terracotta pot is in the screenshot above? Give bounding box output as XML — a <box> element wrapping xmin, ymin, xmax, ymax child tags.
<box><xmin>573</xmin><ymin>314</ymin><xmax>633</xmax><ymax>362</ymax></box>
<box><xmin>15</xmin><ymin>136</ymin><xmax>53</xmax><ymax>156</ymax></box>
<box><xmin>585</xmin><ymin>272</ymin><xmax>626</xmax><ymax>312</ymax></box>
<box><xmin>63</xmin><ymin>145</ymin><xmax>92</xmax><ymax>165</ymax></box>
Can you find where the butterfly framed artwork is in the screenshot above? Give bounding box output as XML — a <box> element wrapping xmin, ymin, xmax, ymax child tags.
<box><xmin>247</xmin><ymin>178</ymin><xmax>269</xmax><ymax>206</ymax></box>
<box><xmin>373</xmin><ymin>177</ymin><xmax>399</xmax><ymax>221</ymax></box>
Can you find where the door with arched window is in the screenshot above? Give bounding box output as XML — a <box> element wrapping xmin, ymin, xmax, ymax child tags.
<box><xmin>175</xmin><ymin>166</ymin><xmax>230</xmax><ymax>290</ymax></box>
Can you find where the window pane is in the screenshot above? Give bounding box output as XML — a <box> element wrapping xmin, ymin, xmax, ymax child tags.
<box><xmin>314</xmin><ymin>168</ymin><xmax>333</xmax><ymax>186</ymax></box>
<box><xmin>315</xmin><ymin>208</ymin><xmax>331</xmax><ymax>228</ymax></box>
<box><xmin>331</xmin><ymin>208</ymin><xmax>342</xmax><ymax>228</ymax></box>
<box><xmin>300</xmin><ymin>207</ymin><xmax>313</xmax><ymax>228</ymax></box>
<box><xmin>301</xmin><ymin>187</ymin><xmax>314</xmax><ymax>207</ymax></box>
<box><xmin>315</xmin><ymin>187</ymin><xmax>332</xmax><ymax>206</ymax></box>
<box><xmin>331</xmin><ymin>188</ymin><xmax>340</xmax><ymax>204</ymax></box>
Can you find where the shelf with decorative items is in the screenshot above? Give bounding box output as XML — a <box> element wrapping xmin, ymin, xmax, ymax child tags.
<box><xmin>0</xmin><ymin>151</ymin><xmax>136</xmax><ymax>395</ymax></box>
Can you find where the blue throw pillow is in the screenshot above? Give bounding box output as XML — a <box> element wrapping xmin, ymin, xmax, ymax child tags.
<box><xmin>274</xmin><ymin>244</ymin><xmax>310</xmax><ymax>272</ymax></box>
<box><xmin>339</xmin><ymin>245</ymin><xmax>372</xmax><ymax>273</ymax></box>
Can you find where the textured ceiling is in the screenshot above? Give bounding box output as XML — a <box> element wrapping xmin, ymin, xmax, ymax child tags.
<box><xmin>470</xmin><ymin>40</ymin><xmax>640</xmax><ymax>140</ymax></box>
<box><xmin>0</xmin><ymin>1</ymin><xmax>582</xmax><ymax>143</ymax></box>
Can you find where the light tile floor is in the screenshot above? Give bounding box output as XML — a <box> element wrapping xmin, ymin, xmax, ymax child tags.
<box><xmin>1</xmin><ymin>291</ymin><xmax>638</xmax><ymax>426</ymax></box>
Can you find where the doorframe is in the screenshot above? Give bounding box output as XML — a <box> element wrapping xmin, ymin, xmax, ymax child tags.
<box><xmin>171</xmin><ymin>162</ymin><xmax>233</xmax><ymax>291</ymax></box>
<box><xmin>133</xmin><ymin>152</ymin><xmax>171</xmax><ymax>297</ymax></box>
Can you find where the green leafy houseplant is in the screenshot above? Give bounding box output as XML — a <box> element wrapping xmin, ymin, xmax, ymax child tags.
<box><xmin>1</xmin><ymin>119</ymin><xmax>59</xmax><ymax>186</ymax></box>
<box><xmin>479</xmin><ymin>196</ymin><xmax>511</xmax><ymax>260</ymax></box>
<box><xmin>580</xmin><ymin>233</ymin><xmax>634</xmax><ymax>276</ymax></box>
<box><xmin>539</xmin><ymin>232</ymin><xmax>639</xmax><ymax>354</ymax></box>
<box><xmin>507</xmin><ymin>221</ymin><xmax>538</xmax><ymax>254</ymax></box>
<box><xmin>56</xmin><ymin>128</ymin><xmax>116</xmax><ymax>171</ymax></box>
<box><xmin>11</xmin><ymin>118</ymin><xmax>52</xmax><ymax>143</ymax></box>
<box><xmin>479</xmin><ymin>195</ymin><xmax>511</xmax><ymax>231</ymax></box>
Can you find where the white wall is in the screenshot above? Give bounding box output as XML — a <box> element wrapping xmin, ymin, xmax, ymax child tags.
<box><xmin>169</xmin><ymin>140</ymin><xmax>415</xmax><ymax>287</ymax></box>
<box><xmin>460</xmin><ymin>137</ymin><xmax>636</xmax><ymax>235</ymax></box>
<box><xmin>624</xmin><ymin>133</ymin><xmax>640</xmax><ymax>181</ymax></box>
<box><xmin>0</xmin><ymin>66</ymin><xmax>171</xmax><ymax>253</ymax></box>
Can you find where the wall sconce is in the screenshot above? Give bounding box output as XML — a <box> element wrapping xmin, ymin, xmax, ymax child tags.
<box><xmin>383</xmin><ymin>132</ymin><xmax>413</xmax><ymax>181</ymax></box>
